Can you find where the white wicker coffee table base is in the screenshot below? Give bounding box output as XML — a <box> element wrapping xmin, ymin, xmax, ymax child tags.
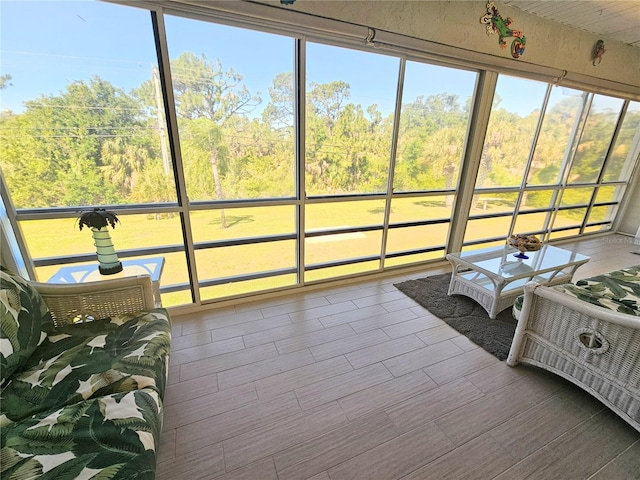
<box><xmin>447</xmin><ymin>272</ymin><xmax>573</xmax><ymax>319</ymax></box>
<box><xmin>446</xmin><ymin>245</ymin><xmax>590</xmax><ymax>319</ymax></box>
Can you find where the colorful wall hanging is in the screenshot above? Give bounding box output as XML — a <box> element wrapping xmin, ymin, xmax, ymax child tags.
<box><xmin>592</xmin><ymin>40</ymin><xmax>606</xmax><ymax>66</ymax></box>
<box><xmin>480</xmin><ymin>1</ymin><xmax>527</xmax><ymax>59</ymax></box>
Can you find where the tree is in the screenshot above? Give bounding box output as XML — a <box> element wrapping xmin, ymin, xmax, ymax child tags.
<box><xmin>180</xmin><ymin>117</ymin><xmax>228</xmax><ymax>226</ymax></box>
<box><xmin>101</xmin><ymin>137</ymin><xmax>150</xmax><ymax>196</ymax></box>
<box><xmin>0</xmin><ymin>74</ymin><xmax>12</xmax><ymax>90</ymax></box>
<box><xmin>262</xmin><ymin>72</ymin><xmax>294</xmax><ymax>134</ymax></box>
<box><xmin>169</xmin><ymin>53</ymin><xmax>260</xmax><ymax>227</ymax></box>
<box><xmin>394</xmin><ymin>94</ymin><xmax>469</xmax><ymax>194</ymax></box>
<box><xmin>307</xmin><ymin>81</ymin><xmax>350</xmax><ymax>136</ymax></box>
<box><xmin>1</xmin><ymin>77</ymin><xmax>147</xmax><ymax>207</ymax></box>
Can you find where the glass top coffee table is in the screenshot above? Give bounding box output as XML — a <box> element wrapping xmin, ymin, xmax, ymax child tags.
<box><xmin>446</xmin><ymin>245</ymin><xmax>590</xmax><ymax>319</ymax></box>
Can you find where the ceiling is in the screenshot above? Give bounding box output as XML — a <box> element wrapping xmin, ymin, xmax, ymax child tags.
<box><xmin>502</xmin><ymin>1</ymin><xmax>640</xmax><ymax>48</ymax></box>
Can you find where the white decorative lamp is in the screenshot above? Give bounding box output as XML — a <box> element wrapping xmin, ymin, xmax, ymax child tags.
<box><xmin>77</xmin><ymin>208</ymin><xmax>123</xmax><ymax>275</ymax></box>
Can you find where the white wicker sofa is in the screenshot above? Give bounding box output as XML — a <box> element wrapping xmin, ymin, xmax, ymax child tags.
<box><xmin>1</xmin><ymin>269</ymin><xmax>171</xmax><ymax>479</ymax></box>
<box><xmin>507</xmin><ymin>265</ymin><xmax>640</xmax><ymax>433</ymax></box>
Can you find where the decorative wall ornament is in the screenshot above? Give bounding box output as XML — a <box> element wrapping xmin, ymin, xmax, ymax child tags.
<box><xmin>480</xmin><ymin>1</ymin><xmax>526</xmax><ymax>59</ymax></box>
<box><xmin>592</xmin><ymin>39</ymin><xmax>606</xmax><ymax>66</ymax></box>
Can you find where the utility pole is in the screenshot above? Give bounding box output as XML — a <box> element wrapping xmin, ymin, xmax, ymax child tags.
<box><xmin>152</xmin><ymin>65</ymin><xmax>170</xmax><ymax>175</ymax></box>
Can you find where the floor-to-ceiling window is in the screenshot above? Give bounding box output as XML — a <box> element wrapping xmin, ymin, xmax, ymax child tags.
<box><xmin>2</xmin><ymin>1</ymin><xmax>639</xmax><ymax>308</ymax></box>
<box><xmin>163</xmin><ymin>14</ymin><xmax>299</xmax><ymax>302</ymax></box>
<box><xmin>462</xmin><ymin>73</ymin><xmax>639</xmax><ymax>251</ymax></box>
<box><xmin>304</xmin><ymin>42</ymin><xmax>400</xmax><ymax>281</ymax></box>
<box><xmin>387</xmin><ymin>61</ymin><xmax>476</xmax><ymax>266</ymax></box>
<box><xmin>0</xmin><ymin>1</ymin><xmax>190</xmax><ymax>308</ymax></box>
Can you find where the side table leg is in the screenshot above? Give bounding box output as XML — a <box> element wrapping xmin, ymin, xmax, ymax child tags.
<box><xmin>448</xmin><ymin>262</ymin><xmax>460</xmax><ymax>295</ymax></box>
<box><xmin>488</xmin><ymin>278</ymin><xmax>505</xmax><ymax>319</ymax></box>
<box><xmin>152</xmin><ymin>281</ymin><xmax>162</xmax><ymax>308</ymax></box>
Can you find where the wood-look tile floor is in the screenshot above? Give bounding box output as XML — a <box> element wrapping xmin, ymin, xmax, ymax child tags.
<box><xmin>158</xmin><ymin>234</ymin><xmax>640</xmax><ymax>480</ymax></box>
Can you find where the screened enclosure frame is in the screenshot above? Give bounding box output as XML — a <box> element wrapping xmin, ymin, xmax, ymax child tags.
<box><xmin>1</xmin><ymin>0</ymin><xmax>639</xmax><ymax>310</ymax></box>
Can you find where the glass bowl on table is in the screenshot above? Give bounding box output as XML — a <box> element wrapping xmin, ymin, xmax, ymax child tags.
<box><xmin>507</xmin><ymin>234</ymin><xmax>542</xmax><ymax>259</ymax></box>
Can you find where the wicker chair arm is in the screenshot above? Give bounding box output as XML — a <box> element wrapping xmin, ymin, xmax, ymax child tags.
<box><xmin>525</xmin><ymin>281</ymin><xmax>640</xmax><ymax>329</ymax></box>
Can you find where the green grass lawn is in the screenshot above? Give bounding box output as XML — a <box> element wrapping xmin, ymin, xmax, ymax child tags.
<box><xmin>22</xmin><ymin>198</ymin><xmax>599</xmax><ymax>307</ymax></box>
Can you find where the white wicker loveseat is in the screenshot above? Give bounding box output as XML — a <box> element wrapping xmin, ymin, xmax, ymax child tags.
<box><xmin>507</xmin><ymin>265</ymin><xmax>640</xmax><ymax>433</ymax></box>
<box><xmin>1</xmin><ymin>269</ymin><xmax>171</xmax><ymax>479</ymax></box>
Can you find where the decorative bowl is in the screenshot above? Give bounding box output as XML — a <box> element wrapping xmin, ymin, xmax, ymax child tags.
<box><xmin>507</xmin><ymin>234</ymin><xmax>542</xmax><ymax>259</ymax></box>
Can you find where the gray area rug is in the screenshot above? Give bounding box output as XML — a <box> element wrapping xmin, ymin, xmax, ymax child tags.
<box><xmin>394</xmin><ymin>273</ymin><xmax>516</xmax><ymax>360</ymax></box>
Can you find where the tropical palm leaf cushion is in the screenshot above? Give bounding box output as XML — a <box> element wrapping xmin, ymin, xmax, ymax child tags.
<box><xmin>1</xmin><ymin>309</ymin><xmax>171</xmax><ymax>426</ymax></box>
<box><xmin>513</xmin><ymin>265</ymin><xmax>640</xmax><ymax>320</ymax></box>
<box><xmin>0</xmin><ymin>268</ymin><xmax>54</xmax><ymax>388</ymax></box>
<box><xmin>1</xmin><ymin>386</ymin><xmax>162</xmax><ymax>480</ymax></box>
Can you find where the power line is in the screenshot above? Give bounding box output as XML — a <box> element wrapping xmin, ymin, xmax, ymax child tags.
<box><xmin>25</xmin><ymin>105</ymin><xmax>143</xmax><ymax>111</ymax></box>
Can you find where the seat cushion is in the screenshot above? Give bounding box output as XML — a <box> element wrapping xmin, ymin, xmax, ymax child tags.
<box><xmin>1</xmin><ymin>387</ymin><xmax>162</xmax><ymax>480</ymax></box>
<box><xmin>0</xmin><ymin>268</ymin><xmax>54</xmax><ymax>387</ymax></box>
<box><xmin>573</xmin><ymin>265</ymin><xmax>640</xmax><ymax>315</ymax></box>
<box><xmin>512</xmin><ymin>265</ymin><xmax>640</xmax><ymax>320</ymax></box>
<box><xmin>0</xmin><ymin>309</ymin><xmax>171</xmax><ymax>426</ymax></box>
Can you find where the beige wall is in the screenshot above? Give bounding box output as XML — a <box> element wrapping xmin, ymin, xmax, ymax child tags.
<box><xmin>618</xmin><ymin>174</ymin><xmax>640</xmax><ymax>236</ymax></box>
<box><xmin>259</xmin><ymin>0</ymin><xmax>640</xmax><ymax>91</ymax></box>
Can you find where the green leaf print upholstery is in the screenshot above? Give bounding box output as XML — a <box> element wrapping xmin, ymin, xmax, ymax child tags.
<box><xmin>1</xmin><ymin>387</ymin><xmax>162</xmax><ymax>480</ymax></box>
<box><xmin>1</xmin><ymin>309</ymin><xmax>171</xmax><ymax>426</ymax></box>
<box><xmin>572</xmin><ymin>265</ymin><xmax>640</xmax><ymax>314</ymax></box>
<box><xmin>0</xmin><ymin>268</ymin><xmax>54</xmax><ymax>387</ymax></box>
<box><xmin>513</xmin><ymin>265</ymin><xmax>640</xmax><ymax>319</ymax></box>
<box><xmin>0</xmin><ymin>273</ymin><xmax>169</xmax><ymax>478</ymax></box>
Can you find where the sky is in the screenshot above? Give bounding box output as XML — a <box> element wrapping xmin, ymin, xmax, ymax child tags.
<box><xmin>0</xmin><ymin>0</ymin><xmax>623</xmax><ymax>118</ymax></box>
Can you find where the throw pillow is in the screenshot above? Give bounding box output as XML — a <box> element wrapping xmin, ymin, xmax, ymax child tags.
<box><xmin>0</xmin><ymin>267</ymin><xmax>53</xmax><ymax>387</ymax></box>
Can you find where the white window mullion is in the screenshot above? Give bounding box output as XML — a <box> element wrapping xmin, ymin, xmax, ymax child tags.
<box><xmin>151</xmin><ymin>8</ymin><xmax>202</xmax><ymax>305</ymax></box>
<box><xmin>447</xmin><ymin>70</ymin><xmax>498</xmax><ymax>253</ymax></box>
<box><xmin>380</xmin><ymin>56</ymin><xmax>406</xmax><ymax>270</ymax></box>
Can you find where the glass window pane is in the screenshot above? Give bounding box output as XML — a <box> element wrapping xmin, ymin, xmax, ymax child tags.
<box><xmin>385</xmin><ymin>250</ymin><xmax>445</xmax><ymax>267</ymax></box>
<box><xmin>520</xmin><ymin>190</ymin><xmax>555</xmax><ymax>212</ymax></box>
<box><xmin>388</xmin><ymin>195</ymin><xmax>454</xmax><ymax>223</ymax></box>
<box><xmin>513</xmin><ymin>212</ymin><xmax>548</xmax><ymax>234</ymax></box>
<box><xmin>201</xmin><ymin>274</ymin><xmax>297</xmax><ymax>301</ymax></box>
<box><xmin>528</xmin><ymin>87</ymin><xmax>584</xmax><ymax>186</ymax></box>
<box><xmin>196</xmin><ymin>241</ymin><xmax>296</xmax><ymax>301</ymax></box>
<box><xmin>555</xmin><ymin>208</ymin><xmax>587</xmax><ymax>229</ymax></box>
<box><xmin>21</xmin><ymin>214</ymin><xmax>184</xmax><ymax>263</ymax></box>
<box><xmin>549</xmin><ymin>228</ymin><xmax>581</xmax><ymax>240</ymax></box>
<box><xmin>603</xmin><ymin>101</ymin><xmax>640</xmax><ymax>182</ymax></box>
<box><xmin>164</xmin><ymin>16</ymin><xmax>295</xmax><ymax>201</ymax></box>
<box><xmin>584</xmin><ymin>225</ymin><xmax>612</xmax><ymax>234</ymax></box>
<box><xmin>461</xmin><ymin>240</ymin><xmax>507</xmax><ymax>252</ymax></box>
<box><xmin>463</xmin><ymin>217</ymin><xmax>512</xmax><ymax>243</ymax></box>
<box><xmin>587</xmin><ymin>205</ymin><xmax>618</xmax><ymax>225</ymax></box>
<box><xmin>470</xmin><ymin>193</ymin><xmax>519</xmax><ymax>215</ymax></box>
<box><xmin>305</xmin><ymin>231</ymin><xmax>382</xmax><ymax>266</ymax></box>
<box><xmin>386</xmin><ymin>224</ymin><xmax>449</xmax><ymax>254</ymax></box>
<box><xmin>305</xmin><ymin>43</ymin><xmax>398</xmax><ymax>195</ymax></box>
<box><xmin>190</xmin><ymin>206</ymin><xmax>295</xmax><ymax>243</ymax></box>
<box><xmin>569</xmin><ymin>95</ymin><xmax>624</xmax><ymax>184</ymax></box>
<box><xmin>394</xmin><ymin>62</ymin><xmax>476</xmax><ymax>192</ymax></box>
<box><xmin>306</xmin><ymin>200</ymin><xmax>385</xmax><ymax>230</ymax></box>
<box><xmin>305</xmin><ymin>261</ymin><xmax>380</xmax><ymax>283</ymax></box>
<box><xmin>595</xmin><ymin>185</ymin><xmax>624</xmax><ymax>204</ymax></box>
<box><xmin>559</xmin><ymin>187</ymin><xmax>594</xmax><ymax>207</ymax></box>
<box><xmin>386</xmin><ymin>195</ymin><xmax>451</xmax><ymax>264</ymax></box>
<box><xmin>477</xmin><ymin>75</ymin><xmax>547</xmax><ymax>189</ymax></box>
<box><xmin>0</xmin><ymin>1</ymin><xmax>176</xmax><ymax>208</ymax></box>
<box><xmin>24</xmin><ymin>214</ymin><xmax>189</xmax><ymax>308</ymax></box>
